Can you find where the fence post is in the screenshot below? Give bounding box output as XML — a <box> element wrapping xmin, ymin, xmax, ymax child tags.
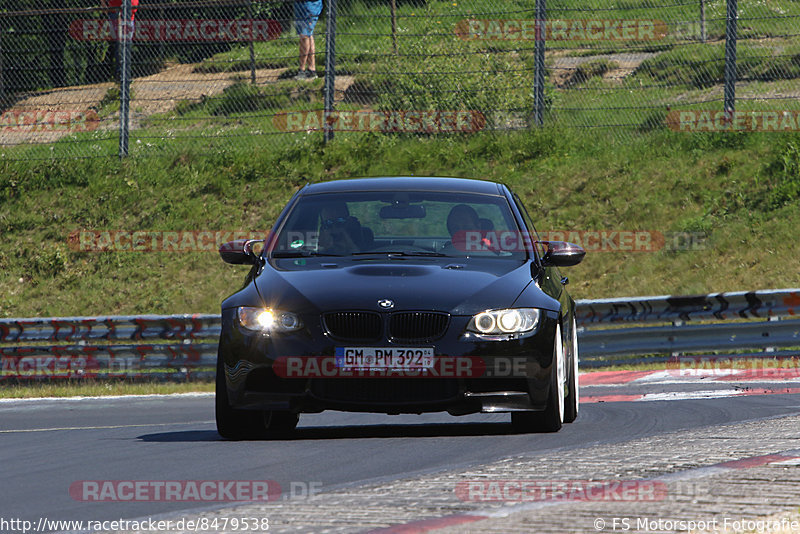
<box><xmin>390</xmin><ymin>0</ymin><xmax>398</xmax><ymax>55</ymax></box>
<box><xmin>723</xmin><ymin>0</ymin><xmax>737</xmax><ymax>118</ymax></box>
<box><xmin>533</xmin><ymin>0</ymin><xmax>546</xmax><ymax>127</ymax></box>
<box><xmin>158</xmin><ymin>4</ymin><xmax>165</xmax><ymax>66</ymax></box>
<box><xmin>118</xmin><ymin>0</ymin><xmax>132</xmax><ymax>158</ymax></box>
<box><xmin>0</xmin><ymin>23</ymin><xmax>4</xmax><ymax>106</ymax></box>
<box><xmin>323</xmin><ymin>0</ymin><xmax>337</xmax><ymax>143</ymax></box>
<box><xmin>248</xmin><ymin>0</ymin><xmax>256</xmax><ymax>84</ymax></box>
<box><xmin>700</xmin><ymin>0</ymin><xmax>706</xmax><ymax>42</ymax></box>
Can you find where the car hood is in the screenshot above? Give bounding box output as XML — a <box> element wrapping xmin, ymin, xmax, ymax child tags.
<box><xmin>253</xmin><ymin>258</ymin><xmax>551</xmax><ymax>316</ymax></box>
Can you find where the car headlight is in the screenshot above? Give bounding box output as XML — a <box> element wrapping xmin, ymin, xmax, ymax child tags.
<box><xmin>237</xmin><ymin>307</ymin><xmax>303</xmax><ymax>333</ymax></box>
<box><xmin>466</xmin><ymin>308</ymin><xmax>540</xmax><ymax>338</ymax></box>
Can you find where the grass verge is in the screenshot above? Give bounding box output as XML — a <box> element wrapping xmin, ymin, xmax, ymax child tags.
<box><xmin>0</xmin><ymin>380</ymin><xmax>214</xmax><ymax>399</ymax></box>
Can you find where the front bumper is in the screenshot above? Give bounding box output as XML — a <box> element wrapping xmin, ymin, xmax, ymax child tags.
<box><xmin>218</xmin><ymin>308</ymin><xmax>559</xmax><ymax>415</ymax></box>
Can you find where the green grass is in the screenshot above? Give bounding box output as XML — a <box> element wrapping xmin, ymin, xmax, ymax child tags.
<box><xmin>2</xmin><ymin>0</ymin><xmax>800</xmax><ymax>314</ymax></box>
<box><xmin>0</xmin><ymin>380</ymin><xmax>214</xmax><ymax>399</ymax></box>
<box><xmin>2</xmin><ymin>128</ymin><xmax>800</xmax><ymax>318</ymax></box>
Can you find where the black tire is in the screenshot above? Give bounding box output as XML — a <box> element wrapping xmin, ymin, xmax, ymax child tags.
<box><xmin>563</xmin><ymin>315</ymin><xmax>580</xmax><ymax>424</ymax></box>
<box><xmin>262</xmin><ymin>410</ymin><xmax>299</xmax><ymax>437</ymax></box>
<box><xmin>216</xmin><ymin>355</ymin><xmax>264</xmax><ymax>440</ymax></box>
<box><xmin>216</xmin><ymin>355</ymin><xmax>299</xmax><ymax>440</ymax></box>
<box><xmin>512</xmin><ymin>322</ymin><xmax>565</xmax><ymax>433</ymax></box>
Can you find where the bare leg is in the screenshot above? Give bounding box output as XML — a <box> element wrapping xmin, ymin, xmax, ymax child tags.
<box><xmin>299</xmin><ymin>36</ymin><xmax>311</xmax><ymax>71</ymax></box>
<box><xmin>308</xmin><ymin>36</ymin><xmax>316</xmax><ymax>72</ymax></box>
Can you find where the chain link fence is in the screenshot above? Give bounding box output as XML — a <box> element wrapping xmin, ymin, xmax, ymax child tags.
<box><xmin>1</xmin><ymin>0</ymin><xmax>799</xmax><ymax>159</ymax></box>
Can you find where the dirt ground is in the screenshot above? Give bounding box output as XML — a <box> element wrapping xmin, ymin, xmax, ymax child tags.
<box><xmin>0</xmin><ymin>62</ymin><xmax>355</xmax><ymax>146</ymax></box>
<box><xmin>549</xmin><ymin>51</ymin><xmax>660</xmax><ymax>88</ymax></box>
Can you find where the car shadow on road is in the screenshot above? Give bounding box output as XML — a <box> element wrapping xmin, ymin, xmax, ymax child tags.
<box><xmin>138</xmin><ymin>422</ymin><xmax>517</xmax><ymax>442</ymax></box>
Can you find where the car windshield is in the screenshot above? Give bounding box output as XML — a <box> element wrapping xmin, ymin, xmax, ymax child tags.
<box><xmin>270</xmin><ymin>191</ymin><xmax>529</xmax><ymax>259</ymax></box>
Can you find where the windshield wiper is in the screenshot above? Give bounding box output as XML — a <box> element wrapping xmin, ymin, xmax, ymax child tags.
<box><xmin>351</xmin><ymin>250</ymin><xmax>449</xmax><ymax>258</ymax></box>
<box><xmin>271</xmin><ymin>251</ymin><xmax>344</xmax><ymax>258</ymax></box>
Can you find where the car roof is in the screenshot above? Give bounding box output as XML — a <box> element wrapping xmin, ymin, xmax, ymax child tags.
<box><xmin>300</xmin><ymin>177</ymin><xmax>506</xmax><ymax>196</ymax></box>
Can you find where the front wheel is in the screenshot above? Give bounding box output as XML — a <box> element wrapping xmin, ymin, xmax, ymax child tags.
<box><xmin>512</xmin><ymin>321</ymin><xmax>565</xmax><ymax>433</ymax></box>
<box><xmin>216</xmin><ymin>356</ymin><xmax>262</xmax><ymax>440</ymax></box>
<box><xmin>563</xmin><ymin>316</ymin><xmax>580</xmax><ymax>423</ymax></box>
<box><xmin>216</xmin><ymin>355</ymin><xmax>298</xmax><ymax>440</ymax></box>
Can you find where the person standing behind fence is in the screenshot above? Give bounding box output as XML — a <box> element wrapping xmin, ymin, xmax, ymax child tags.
<box><xmin>294</xmin><ymin>0</ymin><xmax>322</xmax><ymax>80</ymax></box>
<box><xmin>102</xmin><ymin>0</ymin><xmax>139</xmax><ymax>81</ymax></box>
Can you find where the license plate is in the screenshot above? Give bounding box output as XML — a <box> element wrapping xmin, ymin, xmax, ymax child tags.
<box><xmin>334</xmin><ymin>347</ymin><xmax>434</xmax><ymax>370</ymax></box>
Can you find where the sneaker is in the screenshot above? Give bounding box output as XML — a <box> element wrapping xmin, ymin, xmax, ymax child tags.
<box><xmin>294</xmin><ymin>70</ymin><xmax>307</xmax><ymax>80</ymax></box>
<box><xmin>305</xmin><ymin>70</ymin><xmax>318</xmax><ymax>80</ymax></box>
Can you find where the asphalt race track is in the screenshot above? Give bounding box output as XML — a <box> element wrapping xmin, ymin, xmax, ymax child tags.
<box><xmin>4</xmin><ymin>374</ymin><xmax>800</xmax><ymax>532</ymax></box>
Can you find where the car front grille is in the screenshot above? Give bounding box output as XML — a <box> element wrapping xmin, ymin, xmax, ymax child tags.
<box><xmin>322</xmin><ymin>311</ymin><xmax>382</xmax><ymax>341</ymax></box>
<box><xmin>322</xmin><ymin>310</ymin><xmax>451</xmax><ymax>343</ymax></box>
<box><xmin>388</xmin><ymin>312</ymin><xmax>449</xmax><ymax>343</ymax></box>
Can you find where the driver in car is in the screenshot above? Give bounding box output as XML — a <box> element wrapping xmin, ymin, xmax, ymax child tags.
<box><xmin>445</xmin><ymin>204</ymin><xmax>482</xmax><ymax>252</ymax></box>
<box><xmin>318</xmin><ymin>202</ymin><xmax>362</xmax><ymax>255</ymax></box>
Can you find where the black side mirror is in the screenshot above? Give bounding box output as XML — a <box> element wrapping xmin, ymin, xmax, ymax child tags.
<box><xmin>219</xmin><ymin>239</ymin><xmax>263</xmax><ymax>265</ymax></box>
<box><xmin>540</xmin><ymin>241</ymin><xmax>586</xmax><ymax>267</ymax></box>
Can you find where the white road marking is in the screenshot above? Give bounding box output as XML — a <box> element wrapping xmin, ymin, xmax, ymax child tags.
<box><xmin>0</xmin><ymin>392</ymin><xmax>213</xmax><ymax>404</ymax></box>
<box><xmin>638</xmin><ymin>389</ymin><xmax>749</xmax><ymax>401</ymax></box>
<box><xmin>0</xmin><ymin>420</ymin><xmax>214</xmax><ymax>433</ymax></box>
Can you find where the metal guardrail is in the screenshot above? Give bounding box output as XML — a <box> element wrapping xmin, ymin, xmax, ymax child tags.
<box><xmin>0</xmin><ymin>315</ymin><xmax>219</xmax><ymax>380</ymax></box>
<box><xmin>0</xmin><ymin>314</ymin><xmax>219</xmax><ymax>343</ymax></box>
<box><xmin>0</xmin><ymin>343</ymin><xmax>217</xmax><ymax>380</ymax></box>
<box><xmin>575</xmin><ymin>288</ymin><xmax>800</xmax><ymax>324</ymax></box>
<box><xmin>2</xmin><ymin>288</ymin><xmax>799</xmax><ymax>378</ymax></box>
<box><xmin>580</xmin><ymin>319</ymin><xmax>800</xmax><ymax>357</ymax></box>
<box><xmin>576</xmin><ymin>288</ymin><xmax>800</xmax><ymax>367</ymax></box>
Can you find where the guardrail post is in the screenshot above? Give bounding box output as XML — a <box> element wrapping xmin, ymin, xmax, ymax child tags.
<box><xmin>118</xmin><ymin>0</ymin><xmax>132</xmax><ymax>158</ymax></box>
<box><xmin>723</xmin><ymin>0</ymin><xmax>737</xmax><ymax>118</ymax></box>
<box><xmin>532</xmin><ymin>0</ymin><xmax>546</xmax><ymax>127</ymax></box>
<box><xmin>765</xmin><ymin>316</ymin><xmax>779</xmax><ymax>353</ymax></box>
<box><xmin>323</xmin><ymin>0</ymin><xmax>337</xmax><ymax>143</ymax></box>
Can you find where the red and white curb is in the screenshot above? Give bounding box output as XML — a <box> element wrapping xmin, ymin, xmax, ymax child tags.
<box><xmin>580</xmin><ymin>369</ymin><xmax>800</xmax><ymax>403</ymax></box>
<box><xmin>581</xmin><ymin>369</ymin><xmax>800</xmax><ymax>386</ymax></box>
<box><xmin>583</xmin><ymin>387</ymin><xmax>800</xmax><ymax>404</ymax></box>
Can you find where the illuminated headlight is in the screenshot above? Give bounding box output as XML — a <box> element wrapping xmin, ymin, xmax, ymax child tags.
<box><xmin>467</xmin><ymin>308</ymin><xmax>540</xmax><ymax>337</ymax></box>
<box><xmin>237</xmin><ymin>307</ymin><xmax>303</xmax><ymax>333</ymax></box>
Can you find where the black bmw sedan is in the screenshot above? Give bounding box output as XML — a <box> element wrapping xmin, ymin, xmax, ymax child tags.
<box><xmin>216</xmin><ymin>177</ymin><xmax>585</xmax><ymax>438</ymax></box>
